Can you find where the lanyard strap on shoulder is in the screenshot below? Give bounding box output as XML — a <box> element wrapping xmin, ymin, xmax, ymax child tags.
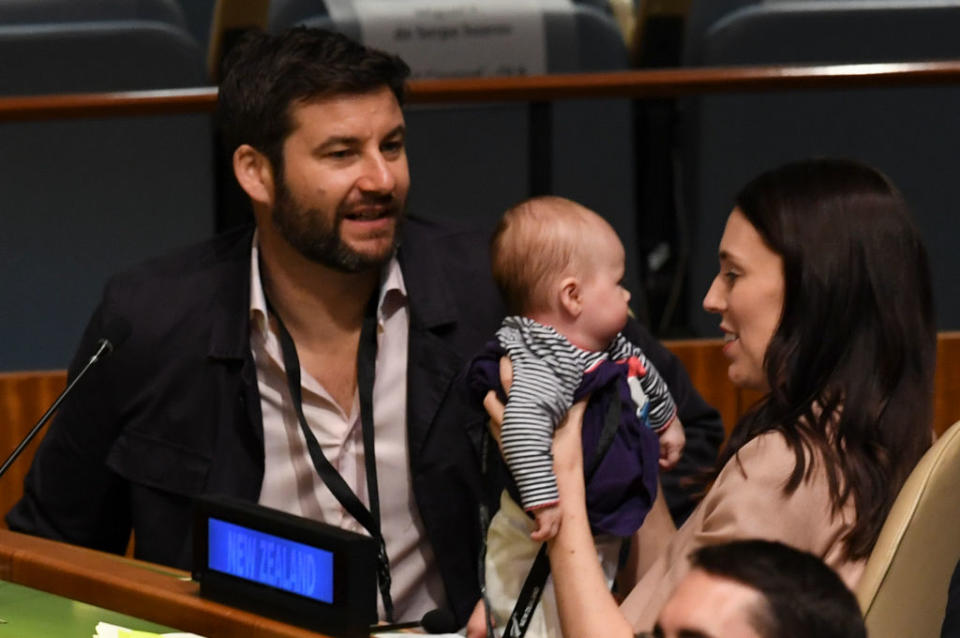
<box><xmin>270</xmin><ymin>292</ymin><xmax>395</xmax><ymax>621</ymax></box>
<box><xmin>501</xmin><ymin>395</ymin><xmax>623</xmax><ymax>638</ymax></box>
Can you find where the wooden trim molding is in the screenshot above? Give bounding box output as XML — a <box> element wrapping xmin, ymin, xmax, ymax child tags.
<box><xmin>3</xmin><ymin>60</ymin><xmax>960</xmax><ymax>122</ymax></box>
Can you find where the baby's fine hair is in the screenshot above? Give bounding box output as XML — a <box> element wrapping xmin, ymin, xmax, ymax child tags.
<box><xmin>490</xmin><ymin>195</ymin><xmax>609</xmax><ymax>315</ymax></box>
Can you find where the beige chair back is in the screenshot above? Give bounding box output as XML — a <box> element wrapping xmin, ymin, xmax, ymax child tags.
<box><xmin>857</xmin><ymin>420</ymin><xmax>960</xmax><ymax>638</ymax></box>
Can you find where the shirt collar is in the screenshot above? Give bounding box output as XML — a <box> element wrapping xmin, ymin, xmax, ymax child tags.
<box><xmin>249</xmin><ymin>231</ymin><xmax>407</xmax><ymax>337</ymax></box>
<box><xmin>250</xmin><ymin>232</ymin><xmax>269</xmax><ymax>337</ymax></box>
<box><xmin>378</xmin><ymin>253</ymin><xmax>407</xmax><ymax>323</ymax></box>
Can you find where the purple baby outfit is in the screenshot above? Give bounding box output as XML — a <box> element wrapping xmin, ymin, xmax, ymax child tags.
<box><xmin>469</xmin><ymin>341</ymin><xmax>661</xmax><ymax>537</ymax></box>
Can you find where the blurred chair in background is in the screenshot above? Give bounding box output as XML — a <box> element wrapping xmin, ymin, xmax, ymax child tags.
<box><xmin>678</xmin><ymin>1</ymin><xmax>960</xmax><ymax>336</ymax></box>
<box><xmin>0</xmin><ymin>0</ymin><xmax>214</xmax><ymax>370</ymax></box>
<box><xmin>0</xmin><ymin>0</ymin><xmax>188</xmax><ymax>28</ymax></box>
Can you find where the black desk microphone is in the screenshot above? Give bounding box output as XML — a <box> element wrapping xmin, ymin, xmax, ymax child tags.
<box><xmin>0</xmin><ymin>319</ymin><xmax>130</xmax><ymax>480</ymax></box>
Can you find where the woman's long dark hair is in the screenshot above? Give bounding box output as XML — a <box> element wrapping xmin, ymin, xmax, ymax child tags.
<box><xmin>715</xmin><ymin>158</ymin><xmax>936</xmax><ymax>560</ymax></box>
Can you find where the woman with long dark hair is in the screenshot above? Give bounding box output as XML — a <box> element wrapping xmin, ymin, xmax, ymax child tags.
<box><xmin>495</xmin><ymin>158</ymin><xmax>936</xmax><ymax>636</ymax></box>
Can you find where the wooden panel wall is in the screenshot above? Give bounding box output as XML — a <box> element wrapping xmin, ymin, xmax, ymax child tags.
<box><xmin>670</xmin><ymin>333</ymin><xmax>960</xmax><ymax>439</ymax></box>
<box><xmin>0</xmin><ymin>370</ymin><xmax>66</xmax><ymax>529</ymax></box>
<box><xmin>933</xmin><ymin>332</ymin><xmax>960</xmax><ymax>436</ymax></box>
<box><xmin>1</xmin><ymin>334</ymin><xmax>959</xmax><ymax>529</ymax></box>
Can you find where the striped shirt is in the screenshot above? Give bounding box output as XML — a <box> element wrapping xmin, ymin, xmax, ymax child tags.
<box><xmin>497</xmin><ymin>316</ymin><xmax>677</xmax><ymax>511</ymax></box>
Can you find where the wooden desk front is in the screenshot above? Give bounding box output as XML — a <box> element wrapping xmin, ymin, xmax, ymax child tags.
<box><xmin>0</xmin><ymin>528</ymin><xmax>331</xmax><ymax>637</ymax></box>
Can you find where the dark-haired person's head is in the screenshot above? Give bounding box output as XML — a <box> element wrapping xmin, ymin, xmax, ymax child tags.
<box><xmin>652</xmin><ymin>540</ymin><xmax>866</xmax><ymax>638</ymax></box>
<box><xmin>218</xmin><ymin>28</ymin><xmax>412</xmax><ymax>273</ymax></box>
<box><xmin>218</xmin><ymin>27</ymin><xmax>410</xmax><ymax>176</ymax></box>
<box><xmin>703</xmin><ymin>157</ymin><xmax>935</xmax><ymax>560</ymax></box>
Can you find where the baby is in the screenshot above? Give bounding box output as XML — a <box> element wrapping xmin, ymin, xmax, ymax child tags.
<box><xmin>470</xmin><ymin>196</ymin><xmax>685</xmax><ymax>636</ymax></box>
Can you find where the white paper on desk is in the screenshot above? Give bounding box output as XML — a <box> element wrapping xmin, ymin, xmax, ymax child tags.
<box><xmin>93</xmin><ymin>621</ymin><xmax>207</xmax><ymax>638</ymax></box>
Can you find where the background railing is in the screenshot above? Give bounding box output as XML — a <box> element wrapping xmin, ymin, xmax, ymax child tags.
<box><xmin>4</xmin><ymin>61</ymin><xmax>960</xmax><ymax>122</ymax></box>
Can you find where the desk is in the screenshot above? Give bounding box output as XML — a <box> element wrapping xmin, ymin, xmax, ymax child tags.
<box><xmin>0</xmin><ymin>580</ymin><xmax>180</xmax><ymax>636</ymax></box>
<box><xmin>0</xmin><ymin>529</ymin><xmax>331</xmax><ymax>637</ymax></box>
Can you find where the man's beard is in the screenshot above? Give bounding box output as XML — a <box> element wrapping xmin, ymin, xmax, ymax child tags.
<box><xmin>271</xmin><ymin>178</ymin><xmax>404</xmax><ymax>273</ymax></box>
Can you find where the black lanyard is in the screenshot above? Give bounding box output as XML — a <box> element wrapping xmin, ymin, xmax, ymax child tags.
<box><xmin>492</xmin><ymin>394</ymin><xmax>622</xmax><ymax>638</ymax></box>
<box><xmin>268</xmin><ymin>290</ymin><xmax>395</xmax><ymax>621</ymax></box>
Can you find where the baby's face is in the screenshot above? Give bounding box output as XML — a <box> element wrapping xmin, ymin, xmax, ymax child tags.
<box><xmin>577</xmin><ymin>227</ymin><xmax>631</xmax><ymax>349</ymax></box>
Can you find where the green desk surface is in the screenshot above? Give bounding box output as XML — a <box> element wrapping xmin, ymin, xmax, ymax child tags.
<box><xmin>0</xmin><ymin>580</ymin><xmax>184</xmax><ymax>637</ymax></box>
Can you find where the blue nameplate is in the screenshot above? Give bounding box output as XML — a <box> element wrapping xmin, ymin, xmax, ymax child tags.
<box><xmin>206</xmin><ymin>517</ymin><xmax>335</xmax><ymax>603</ymax></box>
<box><xmin>193</xmin><ymin>495</ymin><xmax>377</xmax><ymax>637</ymax></box>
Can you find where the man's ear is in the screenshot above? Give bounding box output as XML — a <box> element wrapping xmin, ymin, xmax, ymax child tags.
<box><xmin>558</xmin><ymin>276</ymin><xmax>583</xmax><ymax>318</ymax></box>
<box><xmin>233</xmin><ymin>144</ymin><xmax>275</xmax><ymax>207</ymax></box>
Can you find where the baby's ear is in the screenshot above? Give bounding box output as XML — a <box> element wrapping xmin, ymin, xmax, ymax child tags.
<box><xmin>558</xmin><ymin>276</ymin><xmax>582</xmax><ymax>318</ymax></box>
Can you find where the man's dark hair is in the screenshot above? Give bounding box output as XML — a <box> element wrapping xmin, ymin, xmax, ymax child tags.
<box><xmin>217</xmin><ymin>27</ymin><xmax>410</xmax><ymax>177</ymax></box>
<box><xmin>690</xmin><ymin>540</ymin><xmax>866</xmax><ymax>638</ymax></box>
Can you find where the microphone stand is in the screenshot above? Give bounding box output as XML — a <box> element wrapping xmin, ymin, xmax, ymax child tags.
<box><xmin>369</xmin><ymin>608</ymin><xmax>457</xmax><ymax>634</ymax></box>
<box><xmin>0</xmin><ymin>338</ymin><xmax>113</xmax><ymax>480</ymax></box>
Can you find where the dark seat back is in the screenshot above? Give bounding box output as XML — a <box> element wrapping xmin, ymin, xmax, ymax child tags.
<box><xmin>680</xmin><ymin>1</ymin><xmax>960</xmax><ymax>335</ymax></box>
<box><xmin>0</xmin><ymin>19</ymin><xmax>214</xmax><ymax>369</ymax></box>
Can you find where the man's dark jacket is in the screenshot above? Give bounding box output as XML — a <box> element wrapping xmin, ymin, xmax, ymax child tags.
<box><xmin>7</xmin><ymin>217</ymin><xmax>722</xmax><ymax>623</ymax></box>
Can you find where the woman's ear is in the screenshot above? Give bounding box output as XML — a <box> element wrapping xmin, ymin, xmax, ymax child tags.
<box><xmin>559</xmin><ymin>276</ymin><xmax>583</xmax><ymax>318</ymax></box>
<box><xmin>233</xmin><ymin>144</ymin><xmax>275</xmax><ymax>208</ymax></box>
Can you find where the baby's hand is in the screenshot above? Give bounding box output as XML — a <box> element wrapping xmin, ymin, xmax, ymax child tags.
<box><xmin>658</xmin><ymin>417</ymin><xmax>686</xmax><ymax>471</ymax></box>
<box><xmin>530</xmin><ymin>504</ymin><xmax>562</xmax><ymax>542</ymax></box>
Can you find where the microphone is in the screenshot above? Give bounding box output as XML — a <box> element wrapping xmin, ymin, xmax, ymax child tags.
<box><xmin>369</xmin><ymin>608</ymin><xmax>458</xmax><ymax>634</ymax></box>
<box><xmin>0</xmin><ymin>318</ymin><xmax>130</xmax><ymax>480</ymax></box>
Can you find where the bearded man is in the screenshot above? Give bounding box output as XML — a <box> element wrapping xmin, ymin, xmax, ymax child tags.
<box><xmin>8</xmin><ymin>27</ymin><xmax>723</xmax><ymax>633</ymax></box>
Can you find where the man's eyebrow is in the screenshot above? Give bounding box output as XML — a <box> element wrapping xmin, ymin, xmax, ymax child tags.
<box><xmin>314</xmin><ymin>125</ymin><xmax>406</xmax><ymax>153</ymax></box>
<box><xmin>678</xmin><ymin>630</ymin><xmax>713</xmax><ymax>638</ymax></box>
<box><xmin>314</xmin><ymin>136</ymin><xmax>360</xmax><ymax>153</ymax></box>
<box><xmin>384</xmin><ymin>124</ymin><xmax>406</xmax><ymax>139</ymax></box>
